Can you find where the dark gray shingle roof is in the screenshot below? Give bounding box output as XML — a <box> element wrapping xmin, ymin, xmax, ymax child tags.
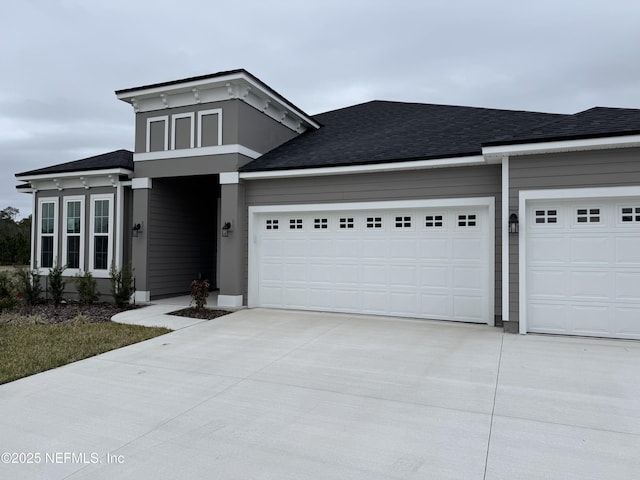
<box><xmin>240</xmin><ymin>101</ymin><xmax>565</xmax><ymax>172</ymax></box>
<box><xmin>16</xmin><ymin>150</ymin><xmax>133</xmax><ymax>177</ymax></box>
<box><xmin>484</xmin><ymin>107</ymin><xmax>640</xmax><ymax>146</ymax></box>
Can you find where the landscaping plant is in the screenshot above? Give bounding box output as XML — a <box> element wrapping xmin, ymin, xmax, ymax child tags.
<box><xmin>190</xmin><ymin>278</ymin><xmax>210</xmax><ymax>310</ymax></box>
<box><xmin>110</xmin><ymin>263</ymin><xmax>134</xmax><ymax>308</ymax></box>
<box><xmin>0</xmin><ymin>271</ymin><xmax>16</xmax><ymax>312</ymax></box>
<box><xmin>48</xmin><ymin>264</ymin><xmax>66</xmax><ymax>305</ymax></box>
<box><xmin>14</xmin><ymin>268</ymin><xmax>42</xmax><ymax>306</ymax></box>
<box><xmin>74</xmin><ymin>271</ymin><xmax>99</xmax><ymax>305</ymax></box>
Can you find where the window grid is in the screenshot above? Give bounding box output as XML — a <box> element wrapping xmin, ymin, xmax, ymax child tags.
<box><xmin>366</xmin><ymin>217</ymin><xmax>382</xmax><ymax>228</ymax></box>
<box><xmin>93</xmin><ymin>199</ymin><xmax>110</xmax><ymax>270</ymax></box>
<box><xmin>289</xmin><ymin>218</ymin><xmax>303</xmax><ymax>230</ymax></box>
<box><xmin>457</xmin><ymin>214</ymin><xmax>477</xmax><ymax>227</ymax></box>
<box><xmin>40</xmin><ymin>201</ymin><xmax>56</xmax><ymax>268</ymax></box>
<box><xmin>266</xmin><ymin>219</ymin><xmax>279</xmax><ymax>230</ymax></box>
<box><xmin>425</xmin><ymin>215</ymin><xmax>444</xmax><ymax>228</ymax></box>
<box><xmin>339</xmin><ymin>218</ymin><xmax>354</xmax><ymax>229</ymax></box>
<box><xmin>621</xmin><ymin>207</ymin><xmax>640</xmax><ymax>223</ymax></box>
<box><xmin>535</xmin><ymin>209</ymin><xmax>558</xmax><ymax>224</ymax></box>
<box><xmin>576</xmin><ymin>208</ymin><xmax>600</xmax><ymax>223</ymax></box>
<box><xmin>65</xmin><ymin>200</ymin><xmax>82</xmax><ymax>269</ymax></box>
<box><xmin>395</xmin><ymin>216</ymin><xmax>411</xmax><ymax>228</ymax></box>
<box><xmin>314</xmin><ymin>218</ymin><xmax>328</xmax><ymax>229</ymax></box>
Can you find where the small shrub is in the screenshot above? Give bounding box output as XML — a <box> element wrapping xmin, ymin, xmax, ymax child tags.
<box><xmin>110</xmin><ymin>263</ymin><xmax>134</xmax><ymax>308</ymax></box>
<box><xmin>74</xmin><ymin>271</ymin><xmax>99</xmax><ymax>305</ymax></box>
<box><xmin>14</xmin><ymin>268</ymin><xmax>42</xmax><ymax>306</ymax></box>
<box><xmin>0</xmin><ymin>271</ymin><xmax>16</xmax><ymax>311</ymax></box>
<box><xmin>190</xmin><ymin>278</ymin><xmax>210</xmax><ymax>310</ymax></box>
<box><xmin>48</xmin><ymin>264</ymin><xmax>67</xmax><ymax>306</ymax></box>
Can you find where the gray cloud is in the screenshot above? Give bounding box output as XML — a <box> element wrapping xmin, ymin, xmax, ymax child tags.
<box><xmin>3</xmin><ymin>0</ymin><xmax>640</xmax><ymax>217</ymax></box>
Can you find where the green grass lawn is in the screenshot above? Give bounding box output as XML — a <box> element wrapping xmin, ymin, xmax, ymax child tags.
<box><xmin>0</xmin><ymin>322</ymin><xmax>170</xmax><ymax>385</ymax></box>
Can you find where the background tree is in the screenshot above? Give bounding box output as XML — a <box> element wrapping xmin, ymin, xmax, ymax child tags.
<box><xmin>0</xmin><ymin>207</ymin><xmax>31</xmax><ymax>265</ymax></box>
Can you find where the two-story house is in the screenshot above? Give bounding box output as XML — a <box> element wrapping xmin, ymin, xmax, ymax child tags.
<box><xmin>16</xmin><ymin>69</ymin><xmax>640</xmax><ymax>340</ymax></box>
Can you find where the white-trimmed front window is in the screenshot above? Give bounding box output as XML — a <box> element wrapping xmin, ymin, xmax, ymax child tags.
<box><xmin>37</xmin><ymin>198</ymin><xmax>58</xmax><ymax>269</ymax></box>
<box><xmin>89</xmin><ymin>194</ymin><xmax>114</xmax><ymax>275</ymax></box>
<box><xmin>146</xmin><ymin>115</ymin><xmax>169</xmax><ymax>152</ymax></box>
<box><xmin>197</xmin><ymin>108</ymin><xmax>222</xmax><ymax>147</ymax></box>
<box><xmin>171</xmin><ymin>112</ymin><xmax>195</xmax><ymax>150</ymax></box>
<box><xmin>63</xmin><ymin>196</ymin><xmax>84</xmax><ymax>272</ymax></box>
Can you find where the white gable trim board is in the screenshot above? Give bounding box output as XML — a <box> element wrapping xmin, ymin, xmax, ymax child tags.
<box><xmin>519</xmin><ymin>186</ymin><xmax>640</xmax><ymax>339</ymax></box>
<box><xmin>248</xmin><ymin>198</ymin><xmax>495</xmax><ymax>324</ymax></box>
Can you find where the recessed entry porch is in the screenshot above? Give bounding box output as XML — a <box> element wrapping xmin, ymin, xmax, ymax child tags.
<box><xmin>131</xmin><ymin>174</ymin><xmax>221</xmax><ymax>301</ymax></box>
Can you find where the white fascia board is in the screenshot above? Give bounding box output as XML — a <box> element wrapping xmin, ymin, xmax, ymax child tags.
<box><xmin>134</xmin><ymin>144</ymin><xmax>262</xmax><ymax>162</ymax></box>
<box><xmin>483</xmin><ymin>134</ymin><xmax>640</xmax><ymax>158</ymax></box>
<box><xmin>520</xmin><ymin>185</ymin><xmax>640</xmax><ymax>201</ymax></box>
<box><xmin>16</xmin><ymin>168</ymin><xmax>132</xmax><ymax>182</ymax></box>
<box><xmin>240</xmin><ymin>155</ymin><xmax>486</xmax><ymax>180</ymax></box>
<box><xmin>117</xmin><ymin>71</ymin><xmax>320</xmax><ymax>130</ymax></box>
<box><xmin>219</xmin><ymin>172</ymin><xmax>239</xmax><ymax>184</ymax></box>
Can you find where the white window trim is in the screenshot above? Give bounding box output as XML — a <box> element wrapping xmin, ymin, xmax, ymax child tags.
<box><xmin>197</xmin><ymin>108</ymin><xmax>222</xmax><ymax>147</ymax></box>
<box><xmin>62</xmin><ymin>196</ymin><xmax>85</xmax><ymax>274</ymax></box>
<box><xmin>37</xmin><ymin>197</ymin><xmax>59</xmax><ymax>273</ymax></box>
<box><xmin>518</xmin><ymin>185</ymin><xmax>640</xmax><ymax>335</ymax></box>
<box><xmin>171</xmin><ymin>112</ymin><xmax>195</xmax><ymax>150</ymax></box>
<box><xmin>89</xmin><ymin>193</ymin><xmax>114</xmax><ymax>278</ymax></box>
<box><xmin>146</xmin><ymin>115</ymin><xmax>169</xmax><ymax>152</ymax></box>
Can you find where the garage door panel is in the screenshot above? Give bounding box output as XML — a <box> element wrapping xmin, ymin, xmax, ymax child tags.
<box><xmin>571</xmin><ymin>236</ymin><xmax>611</xmax><ymax>264</ymax></box>
<box><xmin>527</xmin><ymin>197</ymin><xmax>640</xmax><ymax>339</ymax></box>
<box><xmin>453</xmin><ymin>238</ymin><xmax>484</xmax><ymax>261</ymax></box>
<box><xmin>420</xmin><ymin>238</ymin><xmax>450</xmax><ymax>260</ymax></box>
<box><xmin>568</xmin><ymin>305</ymin><xmax>611</xmax><ymax>336</ymax></box>
<box><xmin>528</xmin><ymin>269</ymin><xmax>568</xmax><ymax>298</ymax></box>
<box><xmin>570</xmin><ymin>271</ymin><xmax>611</xmax><ymax>299</ymax></box>
<box><xmin>453</xmin><ymin>267</ymin><xmax>482</xmax><ymax>289</ymax></box>
<box><xmin>615</xmin><ymin>272</ymin><xmax>640</xmax><ymax>301</ymax></box>
<box><xmin>615</xmin><ymin>307</ymin><xmax>640</xmax><ymax>337</ymax></box>
<box><xmin>528</xmin><ymin>303</ymin><xmax>566</xmax><ymax>333</ymax></box>
<box><xmin>421</xmin><ymin>266</ymin><xmax>451</xmax><ymax>288</ymax></box>
<box><xmin>528</xmin><ymin>236</ymin><xmax>570</xmax><ymax>264</ymax></box>
<box><xmin>615</xmin><ymin>237</ymin><xmax>640</xmax><ymax>265</ymax></box>
<box><xmin>254</xmin><ymin>204</ymin><xmax>491</xmax><ymax>323</ymax></box>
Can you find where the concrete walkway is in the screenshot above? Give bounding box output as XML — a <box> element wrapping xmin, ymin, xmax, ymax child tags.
<box><xmin>1</xmin><ymin>307</ymin><xmax>639</xmax><ymax>479</ymax></box>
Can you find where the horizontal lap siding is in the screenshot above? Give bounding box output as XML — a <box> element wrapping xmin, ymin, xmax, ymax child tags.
<box><xmin>508</xmin><ymin>147</ymin><xmax>640</xmax><ymax>322</ymax></box>
<box><xmin>244</xmin><ymin>165</ymin><xmax>503</xmax><ymax>318</ymax></box>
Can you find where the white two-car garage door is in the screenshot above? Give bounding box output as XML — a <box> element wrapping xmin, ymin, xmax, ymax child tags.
<box><xmin>526</xmin><ymin>197</ymin><xmax>640</xmax><ymax>339</ymax></box>
<box><xmin>249</xmin><ymin>200</ymin><xmax>494</xmax><ymax>323</ymax></box>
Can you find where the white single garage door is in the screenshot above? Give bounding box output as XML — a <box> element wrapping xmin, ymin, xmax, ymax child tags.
<box><xmin>526</xmin><ymin>198</ymin><xmax>640</xmax><ymax>339</ymax></box>
<box><xmin>249</xmin><ymin>201</ymin><xmax>493</xmax><ymax>323</ymax></box>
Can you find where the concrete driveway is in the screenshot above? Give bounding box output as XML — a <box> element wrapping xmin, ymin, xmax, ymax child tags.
<box><xmin>1</xmin><ymin>308</ymin><xmax>639</xmax><ymax>479</ymax></box>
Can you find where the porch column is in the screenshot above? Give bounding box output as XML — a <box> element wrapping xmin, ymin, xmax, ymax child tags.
<box><xmin>131</xmin><ymin>178</ymin><xmax>152</xmax><ymax>302</ymax></box>
<box><xmin>218</xmin><ymin>172</ymin><xmax>245</xmax><ymax>307</ymax></box>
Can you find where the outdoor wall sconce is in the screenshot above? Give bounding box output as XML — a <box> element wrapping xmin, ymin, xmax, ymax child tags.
<box><xmin>222</xmin><ymin>221</ymin><xmax>232</xmax><ymax>237</ymax></box>
<box><xmin>132</xmin><ymin>222</ymin><xmax>142</xmax><ymax>237</ymax></box>
<box><xmin>508</xmin><ymin>213</ymin><xmax>519</xmax><ymax>234</ymax></box>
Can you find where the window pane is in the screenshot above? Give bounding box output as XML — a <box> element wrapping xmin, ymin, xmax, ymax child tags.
<box><xmin>67</xmin><ymin>236</ymin><xmax>80</xmax><ymax>269</ymax></box>
<box><xmin>41</xmin><ymin>203</ymin><xmax>55</xmax><ymax>234</ymax></box>
<box><xmin>201</xmin><ymin>113</ymin><xmax>219</xmax><ymax>147</ymax></box>
<box><xmin>94</xmin><ymin>236</ymin><xmax>109</xmax><ymax>270</ymax></box>
<box><xmin>94</xmin><ymin>200</ymin><xmax>109</xmax><ymax>234</ymax></box>
<box><xmin>67</xmin><ymin>201</ymin><xmax>81</xmax><ymax>233</ymax></box>
<box><xmin>41</xmin><ymin>236</ymin><xmax>54</xmax><ymax>268</ymax></box>
<box><xmin>149</xmin><ymin>120</ymin><xmax>166</xmax><ymax>152</ymax></box>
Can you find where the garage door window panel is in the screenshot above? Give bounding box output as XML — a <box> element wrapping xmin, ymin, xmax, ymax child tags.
<box><xmin>620</xmin><ymin>206</ymin><xmax>640</xmax><ymax>223</ymax></box>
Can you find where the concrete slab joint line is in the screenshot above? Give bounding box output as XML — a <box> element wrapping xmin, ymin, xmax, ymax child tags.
<box><xmin>2</xmin><ymin>309</ymin><xmax>640</xmax><ymax>480</ymax></box>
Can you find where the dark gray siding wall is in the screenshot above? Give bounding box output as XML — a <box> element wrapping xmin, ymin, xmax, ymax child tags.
<box><xmin>508</xmin><ymin>147</ymin><xmax>640</xmax><ymax>322</ymax></box>
<box><xmin>237</xmin><ymin>100</ymin><xmax>298</xmax><ymax>153</ymax></box>
<box><xmin>147</xmin><ymin>176</ymin><xmax>219</xmax><ymax>298</ymax></box>
<box><xmin>134</xmin><ymin>100</ymin><xmax>239</xmax><ymax>154</ymax></box>
<box><xmin>244</xmin><ymin>165</ymin><xmax>503</xmax><ymax>318</ymax></box>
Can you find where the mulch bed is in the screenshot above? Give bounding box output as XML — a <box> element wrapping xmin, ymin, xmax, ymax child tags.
<box><xmin>2</xmin><ymin>302</ymin><xmax>139</xmax><ymax>324</ymax></box>
<box><xmin>168</xmin><ymin>307</ymin><xmax>232</xmax><ymax>320</ymax></box>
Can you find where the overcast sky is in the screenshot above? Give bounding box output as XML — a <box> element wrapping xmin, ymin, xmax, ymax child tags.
<box><xmin>3</xmin><ymin>0</ymin><xmax>640</xmax><ymax>218</ymax></box>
